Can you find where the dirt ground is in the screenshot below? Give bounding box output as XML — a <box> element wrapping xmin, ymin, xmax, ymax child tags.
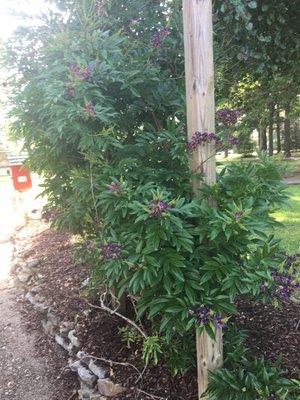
<box><xmin>0</xmin><ymin>285</ymin><xmax>56</xmax><ymax>400</ymax></box>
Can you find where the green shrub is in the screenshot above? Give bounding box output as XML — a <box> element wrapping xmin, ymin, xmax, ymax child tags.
<box><xmin>205</xmin><ymin>326</ymin><xmax>300</xmax><ymax>400</ymax></box>
<box><xmin>3</xmin><ymin>0</ymin><xmax>294</xmax><ymax>376</ymax></box>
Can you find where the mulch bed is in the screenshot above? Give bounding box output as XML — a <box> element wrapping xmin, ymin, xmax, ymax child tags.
<box><xmin>76</xmin><ymin>309</ymin><xmax>198</xmax><ymax>399</ymax></box>
<box><xmin>19</xmin><ymin>228</ymin><xmax>89</xmax><ymax>322</ymax></box>
<box><xmin>15</xmin><ymin>221</ymin><xmax>300</xmax><ymax>399</ymax></box>
<box><xmin>235</xmin><ymin>299</ymin><xmax>300</xmax><ymax>379</ymax></box>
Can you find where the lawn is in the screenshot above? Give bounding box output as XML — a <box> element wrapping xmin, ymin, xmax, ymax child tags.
<box><xmin>273</xmin><ymin>185</ymin><xmax>300</xmax><ymax>254</ymax></box>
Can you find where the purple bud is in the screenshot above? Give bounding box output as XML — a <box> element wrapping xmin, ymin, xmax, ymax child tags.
<box><xmin>100</xmin><ymin>242</ymin><xmax>123</xmax><ymax>260</ymax></box>
<box><xmin>84</xmin><ymin>102</ymin><xmax>96</xmax><ymax>117</ymax></box>
<box><xmin>69</xmin><ymin>63</ymin><xmax>93</xmax><ymax>81</ymax></box>
<box><xmin>130</xmin><ymin>18</ymin><xmax>140</xmax><ymax>26</ymax></box>
<box><xmin>107</xmin><ymin>183</ymin><xmax>123</xmax><ymax>193</ymax></box>
<box><xmin>216</xmin><ymin>108</ymin><xmax>244</xmax><ymax>126</ymax></box>
<box><xmin>228</xmin><ymin>136</ymin><xmax>240</xmax><ymax>146</ymax></box>
<box><xmin>192</xmin><ymin>306</ymin><xmax>212</xmax><ymax>326</ymax></box>
<box><xmin>66</xmin><ymin>83</ymin><xmax>75</xmax><ymax>99</ymax></box>
<box><xmin>150</xmin><ymin>200</ymin><xmax>172</xmax><ymax>218</ymax></box>
<box><xmin>214</xmin><ymin>314</ymin><xmax>226</xmax><ymax>328</ymax></box>
<box><xmin>234</xmin><ymin>210</ymin><xmax>244</xmax><ymax>220</ymax></box>
<box><xmin>187</xmin><ymin>131</ymin><xmax>219</xmax><ymax>151</ymax></box>
<box><xmin>151</xmin><ymin>27</ymin><xmax>171</xmax><ymax>48</ymax></box>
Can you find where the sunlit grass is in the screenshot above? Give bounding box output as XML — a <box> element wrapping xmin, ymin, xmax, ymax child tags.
<box><xmin>273</xmin><ymin>185</ymin><xmax>300</xmax><ymax>254</ymax></box>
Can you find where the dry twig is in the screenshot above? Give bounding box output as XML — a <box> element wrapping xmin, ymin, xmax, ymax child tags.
<box><xmin>89</xmin><ymin>354</ymin><xmax>144</xmax><ymax>381</ymax></box>
<box><xmin>136</xmin><ymin>388</ymin><xmax>167</xmax><ymax>400</ymax></box>
<box><xmin>82</xmin><ymin>293</ymin><xmax>147</xmax><ymax>338</ymax></box>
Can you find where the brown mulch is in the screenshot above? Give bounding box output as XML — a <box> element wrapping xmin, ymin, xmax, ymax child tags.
<box><xmin>76</xmin><ymin>309</ymin><xmax>198</xmax><ymax>399</ymax></box>
<box><xmin>15</xmin><ymin>222</ymin><xmax>300</xmax><ymax>400</ymax></box>
<box><xmin>19</xmin><ymin>228</ymin><xmax>89</xmax><ymax>322</ymax></box>
<box><xmin>235</xmin><ymin>299</ymin><xmax>300</xmax><ymax>379</ymax></box>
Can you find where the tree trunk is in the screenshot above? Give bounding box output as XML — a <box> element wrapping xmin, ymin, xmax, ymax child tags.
<box><xmin>259</xmin><ymin>125</ymin><xmax>267</xmax><ymax>151</ymax></box>
<box><xmin>284</xmin><ymin>104</ymin><xmax>292</xmax><ymax>158</ymax></box>
<box><xmin>268</xmin><ymin>103</ymin><xmax>275</xmax><ymax>156</ymax></box>
<box><xmin>276</xmin><ymin>106</ymin><xmax>281</xmax><ymax>154</ymax></box>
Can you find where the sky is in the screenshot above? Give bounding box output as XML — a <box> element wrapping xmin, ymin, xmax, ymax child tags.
<box><xmin>0</xmin><ymin>0</ymin><xmax>50</xmax><ymax>41</ymax></box>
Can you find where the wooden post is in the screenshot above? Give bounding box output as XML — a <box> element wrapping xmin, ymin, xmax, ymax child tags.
<box><xmin>182</xmin><ymin>1</ymin><xmax>223</xmax><ymax>398</ymax></box>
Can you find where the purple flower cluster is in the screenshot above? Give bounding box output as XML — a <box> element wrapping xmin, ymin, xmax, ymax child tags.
<box><xmin>66</xmin><ymin>83</ymin><xmax>75</xmax><ymax>99</ymax></box>
<box><xmin>100</xmin><ymin>242</ymin><xmax>123</xmax><ymax>260</ymax></box>
<box><xmin>284</xmin><ymin>253</ymin><xmax>300</xmax><ymax>268</ymax></box>
<box><xmin>216</xmin><ymin>108</ymin><xmax>245</xmax><ymax>126</ymax></box>
<box><xmin>84</xmin><ymin>102</ymin><xmax>97</xmax><ymax>117</ymax></box>
<box><xmin>151</xmin><ymin>27</ymin><xmax>171</xmax><ymax>47</ymax></box>
<box><xmin>271</xmin><ymin>271</ymin><xmax>299</xmax><ymax>302</ymax></box>
<box><xmin>41</xmin><ymin>209</ymin><xmax>56</xmax><ymax>222</ymax></box>
<box><xmin>107</xmin><ymin>183</ymin><xmax>123</xmax><ymax>194</ymax></box>
<box><xmin>150</xmin><ymin>200</ymin><xmax>172</xmax><ymax>218</ymax></box>
<box><xmin>190</xmin><ymin>306</ymin><xmax>226</xmax><ymax>328</ymax></box>
<box><xmin>259</xmin><ymin>283</ymin><xmax>267</xmax><ymax>293</ymax></box>
<box><xmin>187</xmin><ymin>131</ymin><xmax>219</xmax><ymax>151</ymax></box>
<box><xmin>234</xmin><ymin>211</ymin><xmax>244</xmax><ymax>220</ymax></box>
<box><xmin>69</xmin><ymin>64</ymin><xmax>93</xmax><ymax>81</ymax></box>
<box><xmin>130</xmin><ymin>18</ymin><xmax>140</xmax><ymax>26</ymax></box>
<box><xmin>228</xmin><ymin>135</ymin><xmax>240</xmax><ymax>146</ymax></box>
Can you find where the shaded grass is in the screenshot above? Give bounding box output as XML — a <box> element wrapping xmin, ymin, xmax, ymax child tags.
<box><xmin>273</xmin><ymin>185</ymin><xmax>300</xmax><ymax>254</ymax></box>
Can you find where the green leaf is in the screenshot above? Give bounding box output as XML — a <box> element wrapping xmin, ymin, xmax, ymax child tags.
<box><xmin>248</xmin><ymin>1</ymin><xmax>257</xmax><ymax>9</ymax></box>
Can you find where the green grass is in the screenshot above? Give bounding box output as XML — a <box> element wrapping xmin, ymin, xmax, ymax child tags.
<box><xmin>273</xmin><ymin>185</ymin><xmax>300</xmax><ymax>254</ymax></box>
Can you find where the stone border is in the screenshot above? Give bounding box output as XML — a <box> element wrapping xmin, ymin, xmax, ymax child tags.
<box><xmin>13</xmin><ymin>254</ymin><xmax>126</xmax><ymax>399</ymax></box>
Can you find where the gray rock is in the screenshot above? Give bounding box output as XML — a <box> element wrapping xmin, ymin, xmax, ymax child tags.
<box><xmin>26</xmin><ymin>259</ymin><xmax>42</xmax><ymax>269</ymax></box>
<box><xmin>21</xmin><ymin>265</ymin><xmax>35</xmax><ymax>276</ymax></box>
<box><xmin>30</xmin><ymin>286</ymin><xmax>41</xmax><ymax>294</ymax></box>
<box><xmin>79</xmin><ymin>381</ymin><xmax>97</xmax><ymax>395</ymax></box>
<box><xmin>41</xmin><ymin>319</ymin><xmax>56</xmax><ymax>336</ymax></box>
<box><xmin>88</xmin><ymin>360</ymin><xmax>107</xmax><ymax>379</ymax></box>
<box><xmin>69</xmin><ymin>359</ymin><xmax>82</xmax><ymax>372</ymax></box>
<box><xmin>18</xmin><ymin>272</ymin><xmax>31</xmax><ymax>283</ymax></box>
<box><xmin>78</xmin><ymin>383</ymin><xmax>100</xmax><ymax>400</ymax></box>
<box><xmin>25</xmin><ymin>292</ymin><xmax>48</xmax><ymax>314</ymax></box>
<box><xmin>77</xmin><ymin>351</ymin><xmax>91</xmax><ymax>366</ymax></box>
<box><xmin>60</xmin><ymin>321</ymin><xmax>75</xmax><ymax>335</ymax></box>
<box><xmin>47</xmin><ymin>312</ymin><xmax>60</xmax><ymax>327</ymax></box>
<box><xmin>55</xmin><ymin>334</ymin><xmax>70</xmax><ymax>352</ymax></box>
<box><xmin>77</xmin><ymin>365</ymin><xmax>97</xmax><ymax>387</ymax></box>
<box><xmin>68</xmin><ymin>330</ymin><xmax>81</xmax><ymax>348</ymax></box>
<box><xmin>97</xmin><ymin>379</ymin><xmax>125</xmax><ymax>397</ymax></box>
<box><xmin>13</xmin><ymin>277</ymin><xmax>28</xmax><ymax>291</ymax></box>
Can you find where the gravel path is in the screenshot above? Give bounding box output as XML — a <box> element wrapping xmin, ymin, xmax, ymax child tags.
<box><xmin>0</xmin><ymin>183</ymin><xmax>54</xmax><ymax>400</ymax></box>
<box><xmin>0</xmin><ymin>284</ymin><xmax>55</xmax><ymax>400</ymax></box>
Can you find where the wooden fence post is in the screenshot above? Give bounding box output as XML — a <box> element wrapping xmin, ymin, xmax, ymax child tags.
<box><xmin>182</xmin><ymin>1</ymin><xmax>223</xmax><ymax>398</ymax></box>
